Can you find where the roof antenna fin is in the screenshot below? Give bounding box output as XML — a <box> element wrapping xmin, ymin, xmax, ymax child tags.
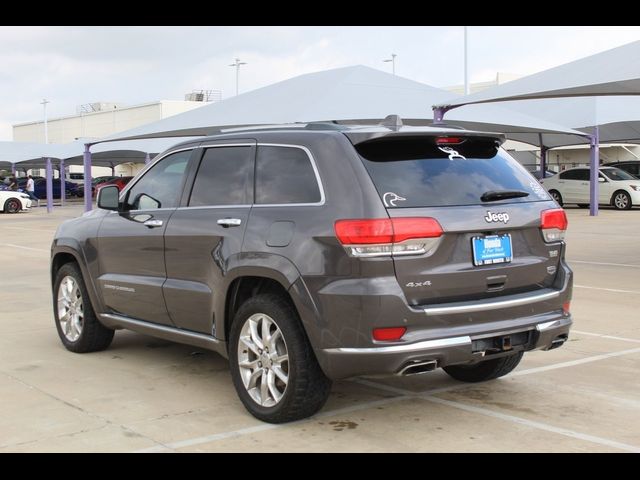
<box><xmin>380</xmin><ymin>114</ymin><xmax>403</xmax><ymax>130</ymax></box>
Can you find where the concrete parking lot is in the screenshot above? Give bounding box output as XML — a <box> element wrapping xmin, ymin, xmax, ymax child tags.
<box><xmin>1</xmin><ymin>205</ymin><xmax>639</xmax><ymax>452</ymax></box>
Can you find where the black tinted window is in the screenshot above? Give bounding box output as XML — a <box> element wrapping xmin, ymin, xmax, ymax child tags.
<box><xmin>603</xmin><ymin>168</ymin><xmax>636</xmax><ymax>181</ymax></box>
<box><xmin>560</xmin><ymin>169</ymin><xmax>589</xmax><ymax>181</ymax></box>
<box><xmin>126</xmin><ymin>150</ymin><xmax>191</xmax><ymax>210</ymax></box>
<box><xmin>256</xmin><ymin>146</ymin><xmax>321</xmax><ymax>204</ymax></box>
<box><xmin>357</xmin><ymin>137</ymin><xmax>549</xmax><ymax>208</ymax></box>
<box><xmin>189</xmin><ymin>147</ymin><xmax>253</xmax><ymax>206</ymax></box>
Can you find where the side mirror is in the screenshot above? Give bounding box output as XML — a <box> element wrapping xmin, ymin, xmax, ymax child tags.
<box><xmin>97</xmin><ymin>185</ymin><xmax>120</xmax><ymax>210</ymax></box>
<box><xmin>598</xmin><ymin>177</ymin><xmax>606</xmax><ymax>183</ymax></box>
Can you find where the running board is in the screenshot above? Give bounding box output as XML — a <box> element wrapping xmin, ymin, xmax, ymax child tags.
<box><xmin>99</xmin><ymin>313</ymin><xmax>226</xmax><ymax>356</ymax></box>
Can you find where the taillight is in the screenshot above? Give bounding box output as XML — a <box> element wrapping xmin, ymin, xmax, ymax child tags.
<box><xmin>540</xmin><ymin>208</ymin><xmax>568</xmax><ymax>243</ymax></box>
<box><xmin>562</xmin><ymin>301</ymin><xmax>571</xmax><ymax>315</ymax></box>
<box><xmin>373</xmin><ymin>327</ymin><xmax>406</xmax><ymax>341</ymax></box>
<box><xmin>335</xmin><ymin>217</ymin><xmax>443</xmax><ymax>257</ymax></box>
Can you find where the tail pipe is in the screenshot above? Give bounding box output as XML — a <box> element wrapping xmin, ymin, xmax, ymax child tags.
<box><xmin>397</xmin><ymin>360</ymin><xmax>438</xmax><ymax>376</ymax></box>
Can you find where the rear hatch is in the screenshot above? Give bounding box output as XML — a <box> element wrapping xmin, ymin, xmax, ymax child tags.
<box><xmin>352</xmin><ymin>132</ymin><xmax>562</xmax><ymax>307</ymax></box>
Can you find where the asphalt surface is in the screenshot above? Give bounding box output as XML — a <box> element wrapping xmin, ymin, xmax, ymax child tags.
<box><xmin>1</xmin><ymin>204</ymin><xmax>638</xmax><ymax>452</ymax></box>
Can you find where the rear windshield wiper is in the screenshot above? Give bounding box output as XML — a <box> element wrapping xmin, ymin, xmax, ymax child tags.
<box><xmin>481</xmin><ymin>190</ymin><xmax>530</xmax><ymax>202</ymax></box>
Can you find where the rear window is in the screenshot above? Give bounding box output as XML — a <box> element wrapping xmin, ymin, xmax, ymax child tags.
<box><xmin>356</xmin><ymin>136</ymin><xmax>549</xmax><ymax>208</ymax></box>
<box><xmin>602</xmin><ymin>168</ymin><xmax>636</xmax><ymax>181</ymax></box>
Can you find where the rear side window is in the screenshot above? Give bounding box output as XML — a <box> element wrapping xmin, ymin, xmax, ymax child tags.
<box><xmin>560</xmin><ymin>169</ymin><xmax>589</xmax><ymax>180</ymax></box>
<box><xmin>255</xmin><ymin>146</ymin><xmax>321</xmax><ymax>204</ymax></box>
<box><xmin>189</xmin><ymin>146</ymin><xmax>253</xmax><ymax>206</ymax></box>
<box><xmin>356</xmin><ymin>136</ymin><xmax>549</xmax><ymax>208</ymax></box>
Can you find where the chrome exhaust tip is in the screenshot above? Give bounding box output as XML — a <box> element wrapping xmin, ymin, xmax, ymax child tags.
<box><xmin>397</xmin><ymin>360</ymin><xmax>438</xmax><ymax>376</ymax></box>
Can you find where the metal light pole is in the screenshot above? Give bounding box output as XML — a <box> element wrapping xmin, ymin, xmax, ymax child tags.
<box><xmin>383</xmin><ymin>54</ymin><xmax>397</xmax><ymax>75</ymax></box>
<box><xmin>41</xmin><ymin>98</ymin><xmax>50</xmax><ymax>143</ymax></box>
<box><xmin>464</xmin><ymin>27</ymin><xmax>470</xmax><ymax>95</ymax></box>
<box><xmin>229</xmin><ymin>58</ymin><xmax>247</xmax><ymax>96</ymax></box>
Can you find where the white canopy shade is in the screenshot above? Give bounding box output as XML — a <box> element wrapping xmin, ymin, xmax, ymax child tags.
<box><xmin>100</xmin><ymin>66</ymin><xmax>586</xmax><ymax>147</ymax></box>
<box><xmin>439</xmin><ymin>40</ymin><xmax>640</xmax><ymax>108</ymax></box>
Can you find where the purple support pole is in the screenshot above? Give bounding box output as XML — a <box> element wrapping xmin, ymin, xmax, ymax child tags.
<box><xmin>45</xmin><ymin>157</ymin><xmax>53</xmax><ymax>213</ymax></box>
<box><xmin>538</xmin><ymin>133</ymin><xmax>547</xmax><ymax>179</ymax></box>
<box><xmin>589</xmin><ymin>126</ymin><xmax>600</xmax><ymax>217</ymax></box>
<box><xmin>60</xmin><ymin>158</ymin><xmax>65</xmax><ymax>206</ymax></box>
<box><xmin>145</xmin><ymin>152</ymin><xmax>151</xmax><ymax>165</ymax></box>
<box><xmin>83</xmin><ymin>144</ymin><xmax>93</xmax><ymax>213</ymax></box>
<box><xmin>11</xmin><ymin>163</ymin><xmax>16</xmax><ymax>176</ymax></box>
<box><xmin>432</xmin><ymin>106</ymin><xmax>450</xmax><ymax>124</ymax></box>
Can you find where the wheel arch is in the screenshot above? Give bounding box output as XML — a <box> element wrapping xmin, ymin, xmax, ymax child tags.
<box><xmin>51</xmin><ymin>243</ymin><xmax>105</xmax><ymax>315</ymax></box>
<box><xmin>219</xmin><ymin>260</ymin><xmax>322</xmax><ymax>353</ymax></box>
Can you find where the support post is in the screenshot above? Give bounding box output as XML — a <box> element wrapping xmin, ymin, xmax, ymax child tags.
<box><xmin>60</xmin><ymin>158</ymin><xmax>65</xmax><ymax>206</ymax></box>
<box><xmin>589</xmin><ymin>126</ymin><xmax>600</xmax><ymax>216</ymax></box>
<box><xmin>11</xmin><ymin>163</ymin><xmax>16</xmax><ymax>176</ymax></box>
<box><xmin>432</xmin><ymin>106</ymin><xmax>451</xmax><ymax>124</ymax></box>
<box><xmin>45</xmin><ymin>157</ymin><xmax>53</xmax><ymax>213</ymax></box>
<box><xmin>145</xmin><ymin>152</ymin><xmax>151</xmax><ymax>165</ymax></box>
<box><xmin>83</xmin><ymin>144</ymin><xmax>93</xmax><ymax>213</ymax></box>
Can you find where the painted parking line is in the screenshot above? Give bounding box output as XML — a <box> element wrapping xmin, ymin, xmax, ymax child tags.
<box><xmin>510</xmin><ymin>347</ymin><xmax>640</xmax><ymax>376</ymax></box>
<box><xmin>135</xmin><ymin>343</ymin><xmax>640</xmax><ymax>453</ymax></box>
<box><xmin>2</xmin><ymin>226</ymin><xmax>57</xmax><ymax>233</ymax></box>
<box><xmin>134</xmin><ymin>396</ymin><xmax>409</xmax><ymax>453</ymax></box>
<box><xmin>423</xmin><ymin>396</ymin><xmax>640</xmax><ymax>453</ymax></box>
<box><xmin>0</xmin><ymin>244</ymin><xmax>49</xmax><ymax>253</ymax></box>
<box><xmin>574</xmin><ymin>284</ymin><xmax>640</xmax><ymax>295</ymax></box>
<box><xmin>570</xmin><ymin>260</ymin><xmax>640</xmax><ymax>269</ymax></box>
<box><xmin>573</xmin><ymin>330</ymin><xmax>640</xmax><ymax>344</ymax></box>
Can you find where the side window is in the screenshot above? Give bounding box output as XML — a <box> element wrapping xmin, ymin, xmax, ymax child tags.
<box><xmin>560</xmin><ymin>170</ymin><xmax>580</xmax><ymax>180</ymax></box>
<box><xmin>255</xmin><ymin>146</ymin><xmax>321</xmax><ymax>204</ymax></box>
<box><xmin>189</xmin><ymin>146</ymin><xmax>253</xmax><ymax>206</ymax></box>
<box><xmin>125</xmin><ymin>150</ymin><xmax>191</xmax><ymax>210</ymax></box>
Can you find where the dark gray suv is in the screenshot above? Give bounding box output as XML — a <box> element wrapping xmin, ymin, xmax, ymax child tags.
<box><xmin>51</xmin><ymin>122</ymin><xmax>573</xmax><ymax>423</ymax></box>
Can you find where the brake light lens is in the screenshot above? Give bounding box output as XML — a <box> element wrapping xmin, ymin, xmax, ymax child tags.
<box><xmin>373</xmin><ymin>327</ymin><xmax>406</xmax><ymax>341</ymax></box>
<box><xmin>540</xmin><ymin>208</ymin><xmax>568</xmax><ymax>243</ymax></box>
<box><xmin>335</xmin><ymin>217</ymin><xmax>443</xmax><ymax>257</ymax></box>
<box><xmin>436</xmin><ymin>137</ymin><xmax>463</xmax><ymax>145</ymax></box>
<box><xmin>562</xmin><ymin>301</ymin><xmax>571</xmax><ymax>315</ymax></box>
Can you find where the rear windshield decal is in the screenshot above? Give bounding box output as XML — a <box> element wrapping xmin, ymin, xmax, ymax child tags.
<box><xmin>438</xmin><ymin>146</ymin><xmax>466</xmax><ymax>160</ymax></box>
<box><xmin>383</xmin><ymin>192</ymin><xmax>406</xmax><ymax>207</ymax></box>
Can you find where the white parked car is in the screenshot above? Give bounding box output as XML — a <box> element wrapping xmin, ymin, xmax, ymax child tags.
<box><xmin>541</xmin><ymin>166</ymin><xmax>640</xmax><ymax>210</ymax></box>
<box><xmin>0</xmin><ymin>190</ymin><xmax>32</xmax><ymax>213</ymax></box>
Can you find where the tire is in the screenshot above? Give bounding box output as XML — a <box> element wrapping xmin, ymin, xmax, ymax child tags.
<box><xmin>549</xmin><ymin>190</ymin><xmax>563</xmax><ymax>206</ymax></box>
<box><xmin>3</xmin><ymin>198</ymin><xmax>21</xmax><ymax>214</ymax></box>
<box><xmin>53</xmin><ymin>262</ymin><xmax>114</xmax><ymax>353</ymax></box>
<box><xmin>443</xmin><ymin>352</ymin><xmax>523</xmax><ymax>383</ymax></box>
<box><xmin>578</xmin><ymin>204</ymin><xmax>589</xmax><ymax>209</ymax></box>
<box><xmin>612</xmin><ymin>190</ymin><xmax>632</xmax><ymax>210</ymax></box>
<box><xmin>229</xmin><ymin>293</ymin><xmax>332</xmax><ymax>423</ymax></box>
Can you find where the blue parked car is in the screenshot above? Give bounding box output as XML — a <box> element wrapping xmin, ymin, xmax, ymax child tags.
<box><xmin>16</xmin><ymin>178</ymin><xmax>78</xmax><ymax>199</ymax></box>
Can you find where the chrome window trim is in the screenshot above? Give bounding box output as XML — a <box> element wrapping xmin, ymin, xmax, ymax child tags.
<box><xmin>176</xmin><ymin>205</ymin><xmax>252</xmax><ymax>211</ymax></box>
<box><xmin>130</xmin><ymin>142</ymin><xmax>326</xmax><ymax>210</ymax></box>
<box><xmin>253</xmin><ymin>143</ymin><xmax>326</xmax><ymax>207</ymax></box>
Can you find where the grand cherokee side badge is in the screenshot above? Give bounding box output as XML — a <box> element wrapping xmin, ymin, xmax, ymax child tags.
<box><xmin>484</xmin><ymin>211</ymin><xmax>510</xmax><ymax>223</ymax></box>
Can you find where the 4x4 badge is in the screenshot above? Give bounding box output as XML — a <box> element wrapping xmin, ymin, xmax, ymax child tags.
<box><xmin>438</xmin><ymin>146</ymin><xmax>466</xmax><ymax>160</ymax></box>
<box><xmin>383</xmin><ymin>192</ymin><xmax>406</xmax><ymax>207</ymax></box>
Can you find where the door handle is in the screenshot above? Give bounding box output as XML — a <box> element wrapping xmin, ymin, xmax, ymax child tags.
<box><xmin>143</xmin><ymin>219</ymin><xmax>163</xmax><ymax>228</ymax></box>
<box><xmin>217</xmin><ymin>218</ymin><xmax>242</xmax><ymax>227</ymax></box>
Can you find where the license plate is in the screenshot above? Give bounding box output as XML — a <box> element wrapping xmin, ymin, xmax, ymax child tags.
<box><xmin>472</xmin><ymin>234</ymin><xmax>512</xmax><ymax>266</ymax></box>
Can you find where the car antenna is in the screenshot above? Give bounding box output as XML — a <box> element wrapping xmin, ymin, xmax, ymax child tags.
<box><xmin>380</xmin><ymin>114</ymin><xmax>403</xmax><ymax>130</ymax></box>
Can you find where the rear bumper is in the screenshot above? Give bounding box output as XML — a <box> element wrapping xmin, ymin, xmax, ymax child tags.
<box><xmin>318</xmin><ymin>315</ymin><xmax>572</xmax><ymax>379</ymax></box>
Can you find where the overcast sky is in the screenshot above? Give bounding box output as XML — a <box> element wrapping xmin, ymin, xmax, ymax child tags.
<box><xmin>2</xmin><ymin>25</ymin><xmax>640</xmax><ymax>141</ymax></box>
